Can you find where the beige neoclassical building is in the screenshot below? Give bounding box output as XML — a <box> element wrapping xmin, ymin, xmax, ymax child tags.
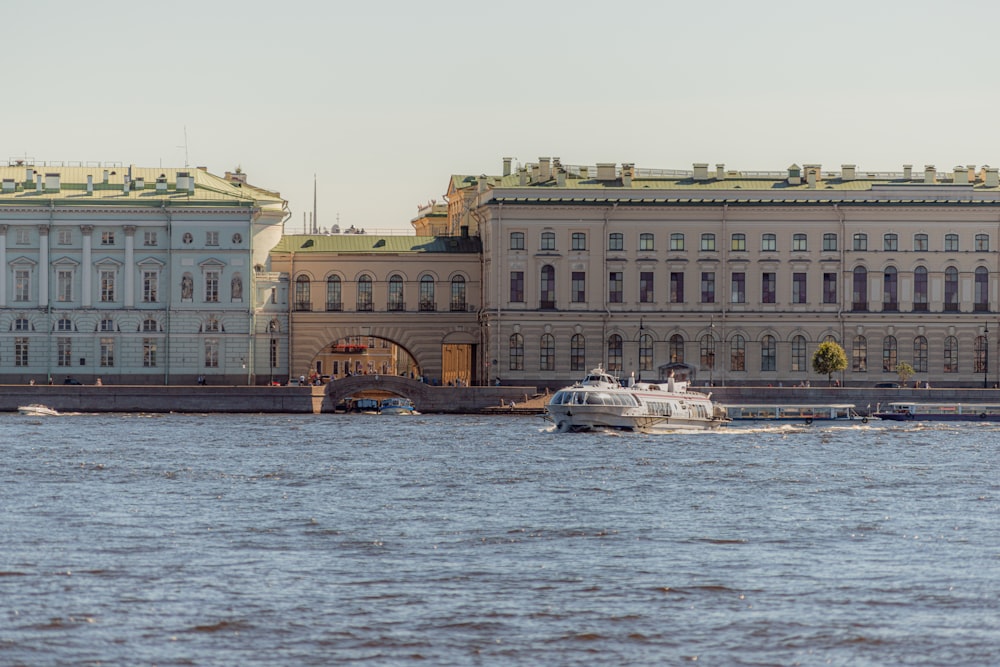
<box><xmin>470</xmin><ymin>158</ymin><xmax>1000</xmax><ymax>388</ymax></box>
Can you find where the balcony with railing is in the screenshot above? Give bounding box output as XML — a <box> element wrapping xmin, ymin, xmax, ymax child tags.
<box><xmin>326</xmin><ymin>301</ymin><xmax>343</xmax><ymax>312</ymax></box>
<box><xmin>294</xmin><ymin>301</ymin><xmax>312</xmax><ymax>312</ymax></box>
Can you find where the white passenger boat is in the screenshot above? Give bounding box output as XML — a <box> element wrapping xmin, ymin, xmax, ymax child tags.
<box><xmin>18</xmin><ymin>404</ymin><xmax>60</xmax><ymax>417</ymax></box>
<box><xmin>727</xmin><ymin>404</ymin><xmax>870</xmax><ymax>424</ymax></box>
<box><xmin>379</xmin><ymin>397</ymin><xmax>420</xmax><ymax>415</ymax></box>
<box><xmin>545</xmin><ymin>367</ymin><xmax>730</xmax><ymax>433</ymax></box>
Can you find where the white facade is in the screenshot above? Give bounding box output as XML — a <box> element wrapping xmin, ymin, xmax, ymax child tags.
<box><xmin>0</xmin><ymin>163</ymin><xmax>289</xmax><ymax>384</ymax></box>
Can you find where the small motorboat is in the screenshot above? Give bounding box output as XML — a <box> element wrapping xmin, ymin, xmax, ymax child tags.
<box><xmin>18</xmin><ymin>404</ymin><xmax>60</xmax><ymax>417</ymax></box>
<box><xmin>379</xmin><ymin>397</ymin><xmax>420</xmax><ymax>415</ymax></box>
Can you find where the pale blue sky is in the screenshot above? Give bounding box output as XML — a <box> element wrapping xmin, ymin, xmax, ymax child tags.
<box><xmin>8</xmin><ymin>1</ymin><xmax>1000</xmax><ymax>231</ymax></box>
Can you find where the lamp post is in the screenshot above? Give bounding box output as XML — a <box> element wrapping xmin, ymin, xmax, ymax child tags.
<box><xmin>638</xmin><ymin>317</ymin><xmax>644</xmax><ymax>382</ymax></box>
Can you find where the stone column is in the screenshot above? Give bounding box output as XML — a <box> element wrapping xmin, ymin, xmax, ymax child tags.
<box><xmin>124</xmin><ymin>225</ymin><xmax>136</xmax><ymax>307</ymax></box>
<box><xmin>39</xmin><ymin>226</ymin><xmax>49</xmax><ymax>308</ymax></box>
<box><xmin>81</xmin><ymin>225</ymin><xmax>93</xmax><ymax>308</ymax></box>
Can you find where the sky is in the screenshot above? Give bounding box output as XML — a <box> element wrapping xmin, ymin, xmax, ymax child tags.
<box><xmin>8</xmin><ymin>0</ymin><xmax>1000</xmax><ymax>233</ymax></box>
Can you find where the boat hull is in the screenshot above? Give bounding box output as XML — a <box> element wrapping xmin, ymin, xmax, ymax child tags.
<box><xmin>546</xmin><ymin>406</ymin><xmax>727</xmax><ymax>433</ymax></box>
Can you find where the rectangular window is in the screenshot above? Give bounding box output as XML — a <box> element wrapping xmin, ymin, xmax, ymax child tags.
<box><xmin>510</xmin><ymin>271</ymin><xmax>524</xmax><ymax>302</ymax></box>
<box><xmin>540</xmin><ymin>232</ymin><xmax>556</xmax><ymax>250</ymax></box>
<box><xmin>731</xmin><ymin>272</ymin><xmax>745</xmax><ymax>303</ymax></box>
<box><xmin>143</xmin><ymin>339</ymin><xmax>157</xmax><ymax>367</ymax></box>
<box><xmin>270</xmin><ymin>339</ymin><xmax>279</xmax><ymax>369</ymax></box>
<box><xmin>670</xmin><ymin>272</ymin><xmax>684</xmax><ymax>303</ymax></box>
<box><xmin>571</xmin><ymin>271</ymin><xmax>586</xmax><ymax>303</ymax></box>
<box><xmin>761</xmin><ymin>234</ymin><xmax>776</xmax><ymax>251</ymax></box>
<box><xmin>510</xmin><ymin>232</ymin><xmax>525</xmax><ymax>250</ymax></box>
<box><xmin>639</xmin><ymin>271</ymin><xmax>654</xmax><ymax>303</ymax></box>
<box><xmin>792</xmin><ymin>234</ymin><xmax>807</xmax><ymax>251</ymax></box>
<box><xmin>143</xmin><ymin>271</ymin><xmax>159</xmax><ymax>303</ymax></box>
<box><xmin>15</xmin><ymin>337</ymin><xmax>29</xmax><ymax>366</ymax></box>
<box><xmin>762</xmin><ymin>272</ymin><xmax>776</xmax><ymax>304</ymax></box>
<box><xmin>701</xmin><ymin>233</ymin><xmax>716</xmax><ymax>251</ymax></box>
<box><xmin>945</xmin><ymin>234</ymin><xmax>959</xmax><ymax>251</ymax></box>
<box><xmin>16</xmin><ymin>229</ymin><xmax>29</xmax><ymax>244</ymax></box>
<box><xmin>100</xmin><ymin>337</ymin><xmax>115</xmax><ymax>367</ymax></box>
<box><xmin>701</xmin><ymin>272</ymin><xmax>715</xmax><ymax>303</ymax></box>
<box><xmin>731</xmin><ymin>233</ymin><xmax>746</xmax><ymax>251</ymax></box>
<box><xmin>57</xmin><ymin>269</ymin><xmax>72</xmax><ymax>302</ymax></box>
<box><xmin>206</xmin><ymin>231</ymin><xmax>219</xmax><ymax>246</ymax></box>
<box><xmin>15</xmin><ymin>269</ymin><xmax>30</xmax><ymax>302</ymax></box>
<box><xmin>572</xmin><ymin>232</ymin><xmax>587</xmax><ymax>251</ymax></box>
<box><xmin>608</xmin><ymin>272</ymin><xmax>623</xmax><ymax>303</ymax></box>
<box><xmin>792</xmin><ymin>273</ymin><xmax>807</xmax><ymax>304</ymax></box>
<box><xmin>204</xmin><ymin>338</ymin><xmax>219</xmax><ymax>368</ymax></box>
<box><xmin>914</xmin><ymin>234</ymin><xmax>928</xmax><ymax>251</ymax></box>
<box><xmin>853</xmin><ymin>233</ymin><xmax>867</xmax><ymax>251</ymax></box>
<box><xmin>823</xmin><ymin>273</ymin><xmax>837</xmax><ymax>304</ymax></box>
<box><xmin>100</xmin><ymin>270</ymin><xmax>115</xmax><ymax>303</ymax></box>
<box><xmin>823</xmin><ymin>233</ymin><xmax>838</xmax><ymax>251</ymax></box>
<box><xmin>608</xmin><ymin>233</ymin><xmax>623</xmax><ymax>251</ymax></box>
<box><xmin>670</xmin><ymin>233</ymin><xmax>684</xmax><ymax>251</ymax></box>
<box><xmin>976</xmin><ymin>233</ymin><xmax>990</xmax><ymax>251</ymax></box>
<box><xmin>639</xmin><ymin>233</ymin><xmax>654</xmax><ymax>251</ymax></box>
<box><xmin>101</xmin><ymin>231</ymin><xmax>115</xmax><ymax>245</ymax></box>
<box><xmin>58</xmin><ymin>229</ymin><xmax>72</xmax><ymax>245</ymax></box>
<box><xmin>57</xmin><ymin>337</ymin><xmax>72</xmax><ymax>367</ymax></box>
<box><xmin>205</xmin><ymin>271</ymin><xmax>219</xmax><ymax>303</ymax></box>
<box><xmin>884</xmin><ymin>233</ymin><xmax>898</xmax><ymax>251</ymax></box>
<box><xmin>144</xmin><ymin>231</ymin><xmax>157</xmax><ymax>246</ymax></box>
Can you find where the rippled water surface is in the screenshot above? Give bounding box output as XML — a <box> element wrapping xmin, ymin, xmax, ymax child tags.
<box><xmin>2</xmin><ymin>413</ymin><xmax>999</xmax><ymax>665</ymax></box>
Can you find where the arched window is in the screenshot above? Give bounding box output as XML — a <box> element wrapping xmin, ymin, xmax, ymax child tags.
<box><xmin>607</xmin><ymin>334</ymin><xmax>623</xmax><ymax>372</ymax></box>
<box><xmin>913</xmin><ymin>266</ymin><xmax>928</xmax><ymax>312</ymax></box>
<box><xmin>419</xmin><ymin>275</ymin><xmax>435</xmax><ymax>311</ymax></box>
<box><xmin>141</xmin><ymin>318</ymin><xmax>159</xmax><ymax>333</ymax></box>
<box><xmin>882</xmin><ymin>336</ymin><xmax>897</xmax><ymax>372</ymax></box>
<box><xmin>540</xmin><ymin>334</ymin><xmax>555</xmax><ymax>371</ymax></box>
<box><xmin>913</xmin><ymin>336</ymin><xmax>928</xmax><ymax>373</ymax></box>
<box><xmin>450</xmin><ymin>275</ymin><xmax>467</xmax><ymax>311</ymax></box>
<box><xmin>294</xmin><ymin>275</ymin><xmax>311</xmax><ymax>311</ymax></box>
<box><xmin>327</xmin><ymin>275</ymin><xmax>342</xmax><ymax>311</ymax></box>
<box><xmin>852</xmin><ymin>335</ymin><xmax>868</xmax><ymax>372</ymax></box>
<box><xmin>570</xmin><ymin>334</ymin><xmax>586</xmax><ymax>371</ymax></box>
<box><xmin>388</xmin><ymin>274</ymin><xmax>404</xmax><ymax>311</ymax></box>
<box><xmin>55</xmin><ymin>317</ymin><xmax>75</xmax><ymax>332</ymax></box>
<box><xmin>540</xmin><ymin>265</ymin><xmax>556</xmax><ymax>309</ymax></box>
<box><xmin>700</xmin><ymin>335</ymin><xmax>716</xmax><ymax>370</ymax></box>
<box><xmin>669</xmin><ymin>334</ymin><xmax>684</xmax><ymax>364</ymax></box>
<box><xmin>791</xmin><ymin>335</ymin><xmax>807</xmax><ymax>372</ymax></box>
<box><xmin>730</xmin><ymin>334</ymin><xmax>746</xmax><ymax>372</ymax></box>
<box><xmin>509</xmin><ymin>334</ymin><xmax>524</xmax><ymax>371</ymax></box>
<box><xmin>944</xmin><ymin>336</ymin><xmax>958</xmax><ymax>373</ymax></box>
<box><xmin>975</xmin><ymin>267</ymin><xmax>989</xmax><ymax>312</ymax></box>
<box><xmin>639</xmin><ymin>333</ymin><xmax>653</xmax><ymax>371</ymax></box>
<box><xmin>357</xmin><ymin>275</ymin><xmax>373</xmax><ymax>311</ymax></box>
<box><xmin>761</xmin><ymin>335</ymin><xmax>776</xmax><ymax>372</ymax></box>
<box><xmin>944</xmin><ymin>266</ymin><xmax>959</xmax><ymax>311</ymax></box>
<box><xmin>852</xmin><ymin>267</ymin><xmax>868</xmax><ymax>311</ymax></box>
<box><xmin>883</xmin><ymin>266</ymin><xmax>898</xmax><ymax>311</ymax></box>
<box><xmin>98</xmin><ymin>318</ymin><xmax>116</xmax><ymax>332</ymax></box>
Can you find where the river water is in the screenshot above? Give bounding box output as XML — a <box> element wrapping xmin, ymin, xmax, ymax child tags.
<box><xmin>1</xmin><ymin>413</ymin><xmax>998</xmax><ymax>666</ymax></box>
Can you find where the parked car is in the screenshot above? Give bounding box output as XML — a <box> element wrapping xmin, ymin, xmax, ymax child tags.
<box><xmin>874</xmin><ymin>382</ymin><xmax>900</xmax><ymax>388</ymax></box>
<box><xmin>63</xmin><ymin>377</ymin><xmax>83</xmax><ymax>385</ymax></box>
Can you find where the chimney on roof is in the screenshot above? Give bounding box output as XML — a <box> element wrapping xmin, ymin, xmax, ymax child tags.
<box><xmin>502</xmin><ymin>157</ymin><xmax>512</xmax><ymax>177</ymax></box>
<box><xmin>787</xmin><ymin>164</ymin><xmax>802</xmax><ymax>186</ymax></box>
<box><xmin>135</xmin><ymin>177</ymin><xmax>145</xmax><ymax>190</ymax></box>
<box><xmin>596</xmin><ymin>163</ymin><xmax>616</xmax><ymax>181</ymax></box>
<box><xmin>967</xmin><ymin>165</ymin><xmax>977</xmax><ymax>183</ymax></box>
<box><xmin>803</xmin><ymin>164</ymin><xmax>822</xmax><ymax>181</ymax></box>
<box><xmin>622</xmin><ymin>163</ymin><xmax>634</xmax><ymax>187</ymax></box>
<box><xmin>579</xmin><ymin>166</ymin><xmax>589</xmax><ymax>179</ymax></box>
<box><xmin>25</xmin><ymin>168</ymin><xmax>34</xmax><ymax>186</ymax></box>
<box><xmin>924</xmin><ymin>165</ymin><xmax>936</xmax><ymax>184</ymax></box>
<box><xmin>954</xmin><ymin>166</ymin><xmax>968</xmax><ymax>184</ymax></box>
<box><xmin>716</xmin><ymin>164</ymin><xmax>726</xmax><ymax>180</ymax></box>
<box><xmin>518</xmin><ymin>167</ymin><xmax>528</xmax><ymax>186</ymax></box>
<box><xmin>177</xmin><ymin>171</ymin><xmax>190</xmax><ymax>191</ymax></box>
<box><xmin>538</xmin><ymin>157</ymin><xmax>551</xmax><ymax>181</ymax></box>
<box><xmin>86</xmin><ymin>175</ymin><xmax>93</xmax><ymax>194</ymax></box>
<box><xmin>2</xmin><ymin>178</ymin><xmax>14</xmax><ymax>193</ymax></box>
<box><xmin>903</xmin><ymin>164</ymin><xmax>913</xmax><ymax>180</ymax></box>
<box><xmin>693</xmin><ymin>163</ymin><xmax>709</xmax><ymax>181</ymax></box>
<box><xmin>103</xmin><ymin>170</ymin><xmax>109</xmax><ymax>184</ymax></box>
<box><xmin>841</xmin><ymin>164</ymin><xmax>856</xmax><ymax>181</ymax></box>
<box><xmin>477</xmin><ymin>175</ymin><xmax>489</xmax><ymax>193</ymax></box>
<box><xmin>156</xmin><ymin>176</ymin><xmax>167</xmax><ymax>192</ymax></box>
<box><xmin>806</xmin><ymin>168</ymin><xmax>818</xmax><ymax>189</ymax></box>
<box><xmin>984</xmin><ymin>166</ymin><xmax>999</xmax><ymax>188</ymax></box>
<box><xmin>556</xmin><ymin>168</ymin><xmax>566</xmax><ymax>187</ymax></box>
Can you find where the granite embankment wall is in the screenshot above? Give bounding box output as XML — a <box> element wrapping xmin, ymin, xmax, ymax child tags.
<box><xmin>2</xmin><ymin>382</ymin><xmax>993</xmax><ymax>415</ymax></box>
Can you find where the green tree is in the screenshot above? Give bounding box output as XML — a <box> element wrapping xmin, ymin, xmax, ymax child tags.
<box><xmin>896</xmin><ymin>361</ymin><xmax>915</xmax><ymax>387</ymax></box>
<box><xmin>812</xmin><ymin>341</ymin><xmax>848</xmax><ymax>385</ymax></box>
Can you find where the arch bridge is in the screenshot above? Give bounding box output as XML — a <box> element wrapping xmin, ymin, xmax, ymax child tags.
<box><xmin>323</xmin><ymin>375</ymin><xmax>432</xmax><ymax>411</ymax></box>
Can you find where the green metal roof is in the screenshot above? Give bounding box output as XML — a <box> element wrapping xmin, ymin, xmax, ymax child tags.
<box><xmin>272</xmin><ymin>234</ymin><xmax>482</xmax><ymax>254</ymax></box>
